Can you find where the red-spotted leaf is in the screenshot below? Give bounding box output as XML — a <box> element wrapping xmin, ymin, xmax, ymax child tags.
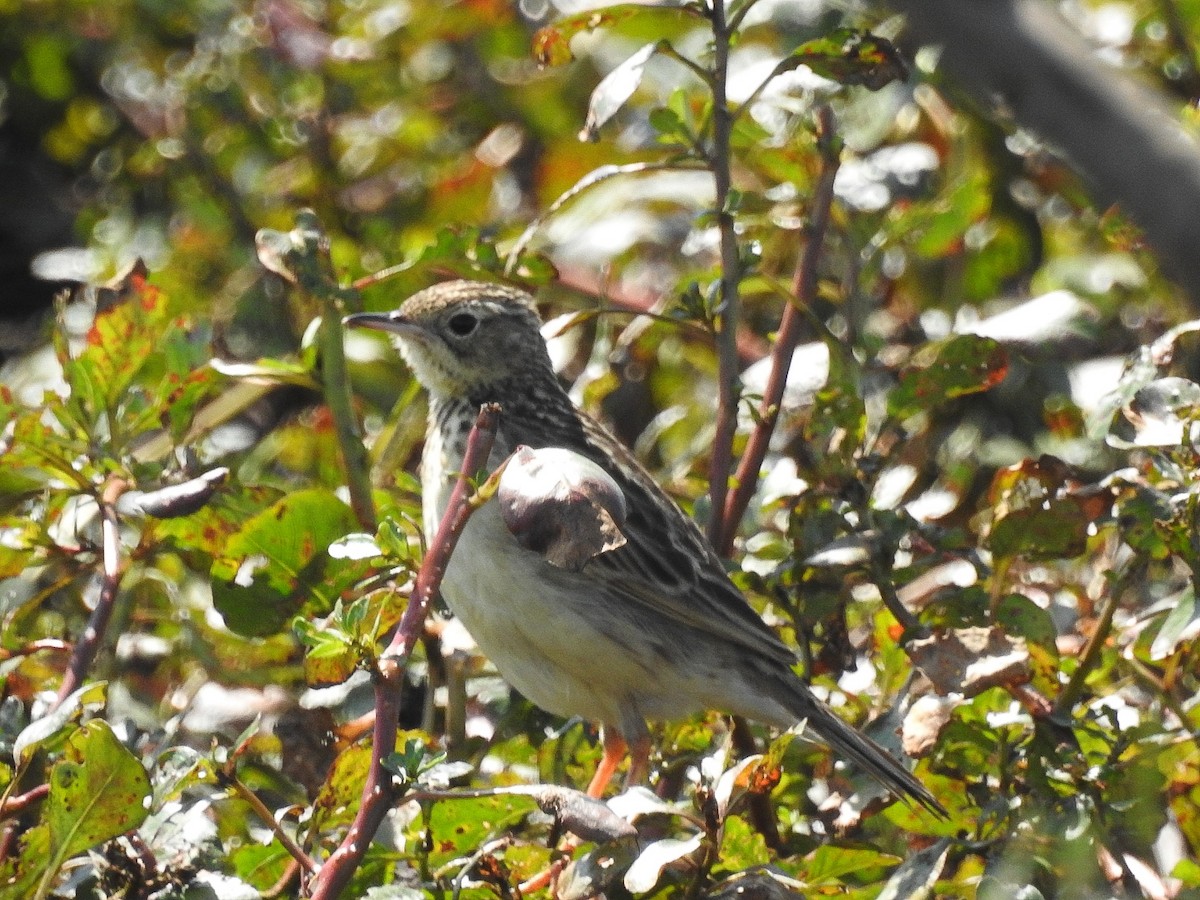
<box><xmin>889</xmin><ymin>335</ymin><xmax>1008</xmax><ymax>420</ymax></box>
<box><xmin>211</xmin><ymin>488</ymin><xmax>359</xmax><ymax>636</ymax></box>
<box><xmin>15</xmin><ymin>721</ymin><xmax>153</xmax><ymax>897</ymax></box>
<box><xmin>532</xmin><ymin>4</ymin><xmax>698</xmax><ymax>67</ymax></box>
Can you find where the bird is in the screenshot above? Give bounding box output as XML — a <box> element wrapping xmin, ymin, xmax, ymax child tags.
<box><xmin>344</xmin><ymin>279</ymin><xmax>943</xmax><ymax>815</ymax></box>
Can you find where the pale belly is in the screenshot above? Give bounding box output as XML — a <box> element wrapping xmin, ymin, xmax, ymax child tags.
<box><xmin>438</xmin><ymin>499</ymin><xmax>680</xmax><ymax>733</ymax></box>
<box><xmin>419</xmin><ymin>421</ymin><xmax>795</xmax><ymax>736</ymax></box>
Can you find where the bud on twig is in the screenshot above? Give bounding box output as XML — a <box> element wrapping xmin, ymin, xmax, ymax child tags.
<box><xmin>497</xmin><ymin>446</ymin><xmax>627</xmax><ymax>571</ymax></box>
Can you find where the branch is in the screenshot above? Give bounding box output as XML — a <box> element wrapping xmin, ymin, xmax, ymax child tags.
<box><xmin>256</xmin><ymin>210</ymin><xmax>377</xmax><ymax>531</ymax></box>
<box><xmin>309</xmin><ymin>404</ymin><xmax>501</xmax><ymax>900</ymax></box>
<box><xmin>717</xmin><ymin>106</ymin><xmax>840</xmax><ymax>556</ymax></box>
<box><xmin>53</xmin><ymin>476</ymin><xmax>128</xmax><ymax>709</ymax></box>
<box><xmin>224</xmin><ymin>772</ymin><xmax>317</xmax><ymax>874</ymax></box>
<box><xmin>1053</xmin><ymin>562</ymin><xmax>1144</xmax><ymax>718</ymax></box>
<box><xmin>0</xmin><ymin>784</ymin><xmax>49</xmax><ymax>822</ymax></box>
<box><xmin>705</xmin><ymin>0</ymin><xmax>743</xmax><ymax>551</ymax></box>
<box><xmin>893</xmin><ymin>0</ymin><xmax>1200</xmax><ymax>308</ymax></box>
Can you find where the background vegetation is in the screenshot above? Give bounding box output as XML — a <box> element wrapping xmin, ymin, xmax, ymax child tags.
<box><xmin>2</xmin><ymin>0</ymin><xmax>1199</xmax><ymax>897</ymax></box>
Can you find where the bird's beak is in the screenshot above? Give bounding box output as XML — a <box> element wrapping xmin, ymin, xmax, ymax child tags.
<box><xmin>342</xmin><ymin>311</ymin><xmax>418</xmax><ymax>336</ymax></box>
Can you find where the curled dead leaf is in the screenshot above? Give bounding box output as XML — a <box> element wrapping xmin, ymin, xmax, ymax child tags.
<box><xmin>906</xmin><ymin>627</ymin><xmax>1030</xmax><ymax>697</ymax></box>
<box><xmin>498</xmin><ymin>446</ymin><xmax>627</xmax><ymax>571</ymax></box>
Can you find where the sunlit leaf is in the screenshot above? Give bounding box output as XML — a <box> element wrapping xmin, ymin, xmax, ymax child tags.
<box><xmin>13</xmin><ymin>681</ymin><xmax>108</xmax><ymax>764</ymax></box>
<box><xmin>210</xmin><ymin>488</ymin><xmax>359</xmax><ymax>636</ymax></box>
<box><xmin>623</xmin><ymin>833</ymin><xmax>703</xmax><ymax>893</ymax></box>
<box><xmin>580</xmin><ymin>41</ymin><xmax>663</xmax><ymax>142</ymax></box>
<box><xmin>532</xmin><ymin>4</ymin><xmax>698</xmax><ymax>66</ymax></box>
<box><xmin>1149</xmin><ymin>584</ymin><xmax>1200</xmax><ymax>660</ymax></box>
<box><xmin>907</xmin><ymin>627</ymin><xmax>1031</xmax><ymax>697</ymax></box>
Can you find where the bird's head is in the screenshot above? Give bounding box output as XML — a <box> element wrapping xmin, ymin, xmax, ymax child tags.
<box><xmin>345</xmin><ymin>280</ymin><xmax>551</xmax><ymax>399</ymax></box>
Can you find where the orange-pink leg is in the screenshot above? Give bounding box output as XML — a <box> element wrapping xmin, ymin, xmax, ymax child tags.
<box><xmin>585</xmin><ymin>731</ymin><xmax>627</xmax><ymax>798</ymax></box>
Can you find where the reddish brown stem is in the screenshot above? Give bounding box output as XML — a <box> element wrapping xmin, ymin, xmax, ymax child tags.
<box><xmin>225</xmin><ymin>772</ymin><xmax>317</xmax><ymax>874</ymax></box>
<box><xmin>54</xmin><ymin>477</ymin><xmax>129</xmax><ymax>708</ymax></box>
<box><xmin>308</xmin><ymin>403</ymin><xmax>501</xmax><ymax>900</ymax></box>
<box><xmin>0</xmin><ymin>640</ymin><xmax>70</xmax><ymax>662</ymax></box>
<box><xmin>716</xmin><ymin>106</ymin><xmax>840</xmax><ymax>557</ymax></box>
<box><xmin>0</xmin><ymin>784</ymin><xmax>49</xmax><ymax>821</ymax></box>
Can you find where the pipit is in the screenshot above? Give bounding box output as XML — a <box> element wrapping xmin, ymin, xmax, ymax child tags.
<box><xmin>346</xmin><ymin>280</ymin><xmax>942</xmax><ymax>814</ymax></box>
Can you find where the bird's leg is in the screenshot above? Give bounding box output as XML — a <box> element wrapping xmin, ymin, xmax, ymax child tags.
<box><xmin>585</xmin><ymin>730</ymin><xmax>628</xmax><ymax>799</ymax></box>
<box><xmin>624</xmin><ymin>732</ymin><xmax>651</xmax><ymax>787</ymax></box>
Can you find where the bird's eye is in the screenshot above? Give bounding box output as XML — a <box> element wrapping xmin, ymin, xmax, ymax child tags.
<box><xmin>447</xmin><ymin>312</ymin><xmax>478</xmax><ymax>337</ymax></box>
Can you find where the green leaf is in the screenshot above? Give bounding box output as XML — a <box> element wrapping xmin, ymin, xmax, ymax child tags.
<box><xmin>423</xmin><ymin>794</ymin><xmax>533</xmax><ymax>868</ymax></box>
<box><xmin>0</xmin><ymin>823</ymin><xmax>51</xmax><ymax>900</ymax></box>
<box><xmin>889</xmin><ymin>335</ymin><xmax>1008</xmax><ymax>421</ymax></box>
<box><xmin>531</xmin><ymin>4</ymin><xmax>699</xmax><ymax>66</ymax></box>
<box><xmin>993</xmin><ymin>594</ymin><xmax>1058</xmax><ymax>649</ymax></box>
<box><xmin>312</xmin><ymin>743</ymin><xmax>374</xmax><ymax>833</ymax></box>
<box><xmin>803</xmin><ymin>843</ymin><xmax>901</xmax><ymax>883</ymax></box>
<box><xmin>783</xmin><ymin>28</ymin><xmax>908</xmax><ymax>91</ymax></box>
<box><xmin>988</xmin><ymin>500</ymin><xmax>1088</xmax><ymax>560</ymax></box>
<box><xmin>580</xmin><ymin>41</ymin><xmax>663</xmax><ymax>142</ymax></box>
<box><xmin>296</xmin><ymin>615</ymin><xmax>359</xmax><ymax>685</ymax></box>
<box><xmin>60</xmin><ymin>278</ymin><xmax>174</xmax><ymax>427</ymax></box>
<box><xmin>210</xmin><ymin>488</ymin><xmax>359</xmax><ymax>636</ymax></box>
<box><xmin>716</xmin><ymin>815</ymin><xmax>769</xmax><ymax>873</ymax></box>
<box><xmin>1150</xmin><ymin>584</ymin><xmax>1199</xmax><ymax>660</ymax></box>
<box><xmin>230</xmin><ymin>841</ymin><xmax>295</xmax><ymax>893</ymax></box>
<box><xmin>33</xmin><ymin>721</ymin><xmax>151</xmax><ymax>899</ymax></box>
<box><xmin>150</xmin><ymin>483</ymin><xmax>284</xmax><ymax>557</ymax></box>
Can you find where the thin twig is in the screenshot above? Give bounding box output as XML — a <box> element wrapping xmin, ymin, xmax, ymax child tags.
<box><xmin>717</xmin><ymin>106</ymin><xmax>840</xmax><ymax>557</ymax></box>
<box><xmin>309</xmin><ymin>404</ymin><xmax>501</xmax><ymax>900</ymax></box>
<box><xmin>264</xmin><ymin>211</ymin><xmax>377</xmax><ymax>531</ymax></box>
<box><xmin>54</xmin><ymin>477</ymin><xmax>129</xmax><ymax>708</ymax></box>
<box><xmin>1054</xmin><ymin>562</ymin><xmax>1145</xmax><ymax>717</ymax></box>
<box><xmin>870</xmin><ymin>545</ymin><xmax>920</xmax><ymax>634</ymax></box>
<box><xmin>262</xmin><ymin>859</ymin><xmax>302</xmax><ymax>899</ymax></box>
<box><xmin>659</xmin><ymin>42</ymin><xmax>715</xmax><ymax>89</ymax></box>
<box><xmin>224</xmin><ymin>773</ymin><xmax>317</xmax><ymax>874</ymax></box>
<box><xmin>0</xmin><ymin>640</ymin><xmax>71</xmax><ymax>662</ymax></box>
<box><xmin>322</xmin><ymin>305</ymin><xmax>377</xmax><ymax>532</ymax></box>
<box><xmin>705</xmin><ymin>0</ymin><xmax>743</xmax><ymax>552</ymax></box>
<box><xmin>0</xmin><ymin>784</ymin><xmax>49</xmax><ymax>822</ymax></box>
<box><xmin>294</xmin><ymin>215</ymin><xmax>379</xmax><ymax>534</ymax></box>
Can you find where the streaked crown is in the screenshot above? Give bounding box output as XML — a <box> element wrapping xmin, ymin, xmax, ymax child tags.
<box><xmin>367</xmin><ymin>280</ymin><xmax>554</xmax><ymax>399</ymax></box>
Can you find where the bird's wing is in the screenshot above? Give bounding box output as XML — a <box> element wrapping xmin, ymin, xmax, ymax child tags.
<box><xmin>503</xmin><ymin>404</ymin><xmax>800</xmax><ymax>670</ymax></box>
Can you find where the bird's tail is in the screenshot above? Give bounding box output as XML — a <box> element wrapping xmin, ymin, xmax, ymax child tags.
<box><xmin>794</xmin><ymin>692</ymin><xmax>946</xmax><ymax>818</ymax></box>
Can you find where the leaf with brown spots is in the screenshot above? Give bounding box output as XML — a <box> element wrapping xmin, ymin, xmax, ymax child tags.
<box><xmin>4</xmin><ymin>721</ymin><xmax>153</xmax><ymax>898</ymax></box>
<box><xmin>531</xmin><ymin>4</ymin><xmax>700</xmax><ymax>67</ymax></box>
<box><xmin>210</xmin><ymin>488</ymin><xmax>360</xmax><ymax>636</ymax></box>
<box><xmin>889</xmin><ymin>334</ymin><xmax>1008</xmax><ymax>421</ymax></box>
